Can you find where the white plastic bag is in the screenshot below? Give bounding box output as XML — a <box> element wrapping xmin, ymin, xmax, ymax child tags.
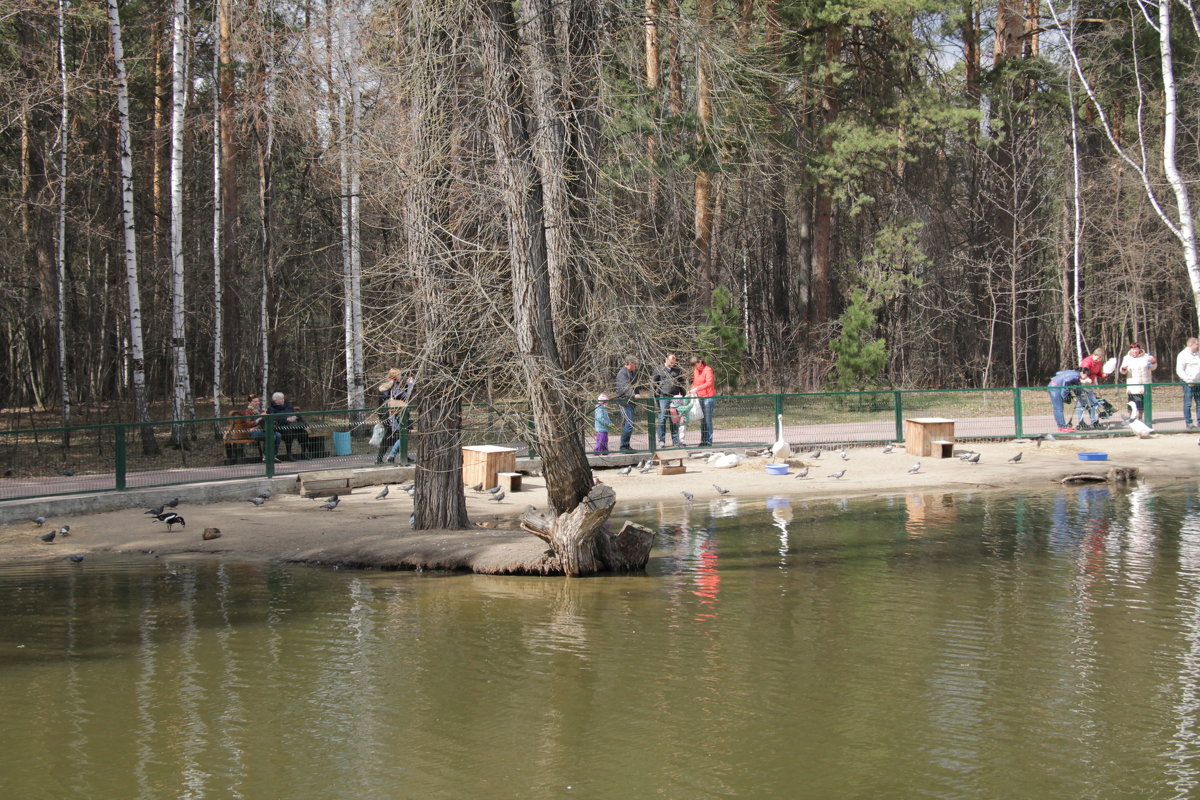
<box><xmin>369</xmin><ymin>423</ymin><xmax>385</xmax><ymax>447</ymax></box>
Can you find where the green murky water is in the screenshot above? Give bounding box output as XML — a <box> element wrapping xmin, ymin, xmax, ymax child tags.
<box><xmin>4</xmin><ymin>483</ymin><xmax>1200</xmax><ymax>799</ymax></box>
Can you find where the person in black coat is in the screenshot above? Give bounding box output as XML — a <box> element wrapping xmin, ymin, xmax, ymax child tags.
<box><xmin>268</xmin><ymin>392</ymin><xmax>308</xmax><ymax>460</ymax></box>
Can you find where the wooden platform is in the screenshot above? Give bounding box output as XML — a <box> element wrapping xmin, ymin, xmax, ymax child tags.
<box><xmin>298</xmin><ymin>470</ymin><xmax>354</xmax><ymax>497</ymax></box>
<box><xmin>652</xmin><ymin>456</ymin><xmax>686</xmax><ymax>475</ymax></box>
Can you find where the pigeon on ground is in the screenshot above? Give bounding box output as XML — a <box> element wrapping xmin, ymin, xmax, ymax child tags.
<box><xmin>1008</xmin><ymin>452</ymin><xmax>1023</xmax><ymax>463</ymax></box>
<box><xmin>304</xmin><ymin>491</ymin><xmax>323</xmax><ymax>500</ymax></box>
<box><xmin>681</xmin><ymin>491</ymin><xmax>695</xmax><ymax>502</ymax></box>
<box><xmin>320</xmin><ymin>495</ymin><xmax>340</xmax><ymax>511</ymax></box>
<box><xmin>828</xmin><ymin>470</ymin><xmax>846</xmax><ymax>479</ymax></box>
<box><xmin>376</xmin><ymin>484</ymin><xmax>390</xmax><ymax>500</ymax></box>
<box><xmin>152</xmin><ymin>513</ymin><xmax>185</xmax><ymax>531</ymax></box>
<box><xmin>470</xmin><ymin>483</ymin><xmax>483</xmax><ymax>492</ymax></box>
<box><xmin>713</xmin><ymin>484</ymin><xmax>730</xmax><ymax>495</ymax></box>
<box><xmin>57</xmin><ymin>525</ymin><xmax>70</xmax><ymax>537</ymax></box>
<box><xmin>33</xmin><ymin>516</ymin><xmax>45</xmax><ymax>526</ymax></box>
<box><xmin>966</xmin><ymin>452</ymin><xmax>981</xmax><ymax>464</ymax></box>
<box><xmin>958</xmin><ymin>451</ymin><xmax>973</xmax><ymax>461</ymax></box>
<box><xmin>840</xmin><ymin>451</ymin><xmax>850</xmax><ymax>461</ymax></box>
<box><xmin>489</xmin><ymin>490</ymin><xmax>505</xmax><ymax>503</ymax></box>
<box><xmin>398</xmin><ymin>482</ymin><xmax>415</xmax><ymax>492</ymax></box>
<box><xmin>409</xmin><ymin>512</ymin><xmax>416</xmax><ymax>526</ymax></box>
<box><xmin>406</xmin><ymin>486</ymin><xmax>416</xmax><ymax>497</ymax></box>
<box><xmin>618</xmin><ymin>465</ymin><xmax>633</xmax><ymax>476</ymax></box>
<box><xmin>809</xmin><ymin>449</ymin><xmax>821</xmax><ymax>459</ymax></box>
<box><xmin>67</xmin><ymin>554</ymin><xmax>84</xmax><ymax>563</ymax></box>
<box><xmin>248</xmin><ymin>497</ymin><xmax>265</xmax><ymax>506</ymax></box>
<box><xmin>166</xmin><ymin>497</ymin><xmax>180</xmax><ymax>508</ymax></box>
<box><xmin>257</xmin><ymin>491</ymin><xmax>272</xmax><ymax>500</ymax></box>
<box><xmin>794</xmin><ymin>467</ymin><xmax>809</xmax><ymax>479</ymax></box>
<box><xmin>145</xmin><ymin>505</ymin><xmax>164</xmax><ymax>516</ymax></box>
<box><xmin>639</xmin><ymin>462</ymin><xmax>656</xmax><ymax>474</ymax></box>
<box><xmin>39</xmin><ymin>530</ymin><xmax>56</xmax><ymax>543</ymax></box>
<box><xmin>882</xmin><ymin>443</ymin><xmax>894</xmax><ymax>454</ymax></box>
<box><xmin>907</xmin><ymin>463</ymin><xmax>921</xmax><ymax>474</ymax></box>
<box><xmin>484</xmin><ymin>485</ymin><xmax>502</xmax><ymax>495</ymax></box>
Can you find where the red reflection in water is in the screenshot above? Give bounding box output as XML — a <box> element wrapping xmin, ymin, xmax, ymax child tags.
<box><xmin>692</xmin><ymin>539</ymin><xmax>720</xmax><ymax>621</ymax></box>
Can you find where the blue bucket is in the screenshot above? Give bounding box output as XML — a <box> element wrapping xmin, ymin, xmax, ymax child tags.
<box><xmin>1078</xmin><ymin>451</ymin><xmax>1108</xmax><ymax>461</ymax></box>
<box><xmin>332</xmin><ymin>431</ymin><xmax>352</xmax><ymax>457</ymax></box>
<box><xmin>766</xmin><ymin>463</ymin><xmax>789</xmax><ymax>475</ymax></box>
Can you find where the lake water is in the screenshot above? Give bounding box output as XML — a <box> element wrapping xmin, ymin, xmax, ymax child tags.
<box><xmin>4</xmin><ymin>483</ymin><xmax>1200</xmax><ymax>799</ymax></box>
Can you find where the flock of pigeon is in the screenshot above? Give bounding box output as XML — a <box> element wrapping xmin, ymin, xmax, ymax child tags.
<box><xmin>620</xmin><ymin>440</ymin><xmax>1031</xmax><ymax>504</ymax></box>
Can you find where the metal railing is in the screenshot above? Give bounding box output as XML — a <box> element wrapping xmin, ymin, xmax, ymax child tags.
<box><xmin>0</xmin><ymin>380</ymin><xmax>1183</xmax><ymax>501</ymax></box>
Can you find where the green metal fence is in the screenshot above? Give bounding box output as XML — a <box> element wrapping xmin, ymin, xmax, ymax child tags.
<box><xmin>0</xmin><ymin>381</ymin><xmax>1186</xmax><ymax>501</ymax></box>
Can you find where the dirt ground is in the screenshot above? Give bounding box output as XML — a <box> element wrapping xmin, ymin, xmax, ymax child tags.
<box><xmin>3</xmin><ymin>434</ymin><xmax>1198</xmax><ymax>572</ymax></box>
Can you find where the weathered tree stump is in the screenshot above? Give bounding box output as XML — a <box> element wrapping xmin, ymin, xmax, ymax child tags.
<box><xmin>519</xmin><ymin>483</ymin><xmax>653</xmax><ymax>575</ymax></box>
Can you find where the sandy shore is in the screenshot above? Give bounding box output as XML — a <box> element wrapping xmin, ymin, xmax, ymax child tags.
<box><xmin>3</xmin><ymin>434</ymin><xmax>1197</xmax><ymax>571</ymax></box>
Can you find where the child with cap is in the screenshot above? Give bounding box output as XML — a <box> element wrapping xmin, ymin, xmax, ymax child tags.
<box><xmin>593</xmin><ymin>394</ymin><xmax>612</xmax><ymax>455</ymax></box>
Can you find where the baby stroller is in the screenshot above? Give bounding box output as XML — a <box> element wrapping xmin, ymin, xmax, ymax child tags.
<box><xmin>1072</xmin><ymin>386</ymin><xmax>1116</xmax><ymax>431</ymax></box>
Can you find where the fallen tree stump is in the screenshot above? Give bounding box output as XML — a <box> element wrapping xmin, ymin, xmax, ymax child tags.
<box><xmin>1059</xmin><ymin>466</ymin><xmax>1138</xmax><ymax>485</ymax></box>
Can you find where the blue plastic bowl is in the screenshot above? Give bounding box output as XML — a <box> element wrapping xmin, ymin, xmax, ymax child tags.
<box><xmin>1078</xmin><ymin>452</ymin><xmax>1108</xmax><ymax>461</ymax></box>
<box><xmin>766</xmin><ymin>463</ymin><xmax>789</xmax><ymax>475</ymax></box>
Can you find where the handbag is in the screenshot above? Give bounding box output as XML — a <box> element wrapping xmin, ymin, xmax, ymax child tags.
<box><xmin>369</xmin><ymin>422</ymin><xmax>385</xmax><ymax>447</ymax></box>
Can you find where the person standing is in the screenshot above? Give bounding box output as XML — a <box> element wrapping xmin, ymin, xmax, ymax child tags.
<box><xmin>652</xmin><ymin>354</ymin><xmax>685</xmax><ymax>448</ymax></box>
<box><xmin>690</xmin><ymin>356</ymin><xmax>716</xmax><ymax>447</ymax></box>
<box><xmin>593</xmin><ymin>394</ymin><xmax>612</xmax><ymax>455</ymax></box>
<box><xmin>1047</xmin><ymin>368</ymin><xmax>1087</xmax><ymax>433</ymax></box>
<box><xmin>376</xmin><ymin>368</ymin><xmax>413</xmax><ymax>464</ymax></box>
<box><xmin>614</xmin><ymin>358</ymin><xmax>642</xmax><ymax>453</ymax></box>
<box><xmin>1119</xmin><ymin>342</ymin><xmax>1157</xmax><ymax>417</ymax></box>
<box><xmin>1176</xmin><ymin>337</ymin><xmax>1200</xmax><ymax>429</ymax></box>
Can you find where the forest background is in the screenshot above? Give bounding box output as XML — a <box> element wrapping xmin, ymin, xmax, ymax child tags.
<box><xmin>3</xmin><ymin>0</ymin><xmax>1199</xmax><ymax>433</ymax></box>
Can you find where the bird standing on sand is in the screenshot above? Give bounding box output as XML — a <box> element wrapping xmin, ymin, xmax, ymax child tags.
<box><xmin>713</xmin><ymin>484</ymin><xmax>730</xmax><ymax>495</ymax></box>
<box><xmin>320</xmin><ymin>495</ymin><xmax>340</xmax><ymax>511</ymax></box>
<box><xmin>166</xmin><ymin>497</ymin><xmax>180</xmax><ymax>508</ymax></box>
<box><xmin>966</xmin><ymin>452</ymin><xmax>981</xmax><ymax>464</ymax></box>
<box><xmin>145</xmin><ymin>505</ymin><xmax>164</xmax><ymax>516</ymax></box>
<box><xmin>809</xmin><ymin>449</ymin><xmax>821</xmax><ymax>459</ymax></box>
<box><xmin>794</xmin><ymin>467</ymin><xmax>809</xmax><ymax>479</ymax></box>
<box><xmin>376</xmin><ymin>484</ymin><xmax>390</xmax><ymax>500</ymax></box>
<box><xmin>1008</xmin><ymin>452</ymin><xmax>1023</xmax><ymax>463</ymax></box>
<box><xmin>882</xmin><ymin>443</ymin><xmax>894</xmax><ymax>454</ymax></box>
<box><xmin>257</xmin><ymin>491</ymin><xmax>272</xmax><ymax>500</ymax></box>
<box><xmin>33</xmin><ymin>516</ymin><xmax>45</xmax><ymax>526</ymax></box>
<box><xmin>828</xmin><ymin>470</ymin><xmax>846</xmax><ymax>480</ymax></box>
<box><xmin>470</xmin><ymin>483</ymin><xmax>483</xmax><ymax>492</ymax></box>
<box><xmin>248</xmin><ymin>497</ymin><xmax>265</xmax><ymax>506</ymax></box>
<box><xmin>907</xmin><ymin>463</ymin><xmax>921</xmax><ymax>474</ymax></box>
<box><xmin>681</xmin><ymin>491</ymin><xmax>694</xmax><ymax>502</ymax></box>
<box><xmin>39</xmin><ymin>530</ymin><xmax>56</xmax><ymax>543</ymax></box>
<box><xmin>67</xmin><ymin>554</ymin><xmax>84</xmax><ymax>563</ymax></box>
<box><xmin>618</xmin><ymin>465</ymin><xmax>633</xmax><ymax>476</ymax></box>
<box><xmin>155</xmin><ymin>513</ymin><xmax>185</xmax><ymax>531</ymax></box>
<box><xmin>489</xmin><ymin>490</ymin><xmax>506</xmax><ymax>503</ymax></box>
<box><xmin>483</xmin><ymin>485</ymin><xmax>502</xmax><ymax>495</ymax></box>
<box><xmin>58</xmin><ymin>525</ymin><xmax>70</xmax><ymax>537</ymax></box>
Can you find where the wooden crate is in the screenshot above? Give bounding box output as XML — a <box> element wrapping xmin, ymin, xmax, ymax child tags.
<box><xmin>653</xmin><ymin>456</ymin><xmax>686</xmax><ymax>475</ymax></box>
<box><xmin>498</xmin><ymin>471</ymin><xmax>523</xmax><ymax>492</ymax></box>
<box><xmin>904</xmin><ymin>418</ymin><xmax>955</xmax><ymax>458</ymax></box>
<box><xmin>462</xmin><ymin>445</ymin><xmax>518</xmax><ymax>490</ymax></box>
<box><xmin>299</xmin><ymin>470</ymin><xmax>353</xmax><ymax>497</ymax></box>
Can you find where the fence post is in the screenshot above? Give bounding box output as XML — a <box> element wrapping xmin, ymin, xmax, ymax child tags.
<box><xmin>114</xmin><ymin>425</ymin><xmax>126</xmax><ymax>490</ymax></box>
<box><xmin>526</xmin><ymin>414</ymin><xmax>537</xmax><ymax>458</ymax></box>
<box><xmin>1144</xmin><ymin>384</ymin><xmax>1154</xmax><ymax>427</ymax></box>
<box><xmin>893</xmin><ymin>391</ymin><xmax>904</xmax><ymax>442</ymax></box>
<box><xmin>1013</xmin><ymin>387</ymin><xmax>1024</xmax><ymax>438</ymax></box>
<box><xmin>264</xmin><ymin>416</ymin><xmax>276</xmax><ymax>478</ymax></box>
<box><xmin>774</xmin><ymin>392</ymin><xmax>784</xmax><ymax>421</ymax></box>
<box><xmin>647</xmin><ymin>402</ymin><xmax>657</xmax><ymax>455</ymax></box>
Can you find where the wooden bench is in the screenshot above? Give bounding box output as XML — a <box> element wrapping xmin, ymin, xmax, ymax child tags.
<box><xmin>223</xmin><ymin>411</ymin><xmax>263</xmax><ymax>465</ymax></box>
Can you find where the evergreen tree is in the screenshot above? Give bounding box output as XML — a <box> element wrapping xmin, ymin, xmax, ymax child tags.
<box><xmin>695</xmin><ymin>286</ymin><xmax>747</xmax><ymax>390</ymax></box>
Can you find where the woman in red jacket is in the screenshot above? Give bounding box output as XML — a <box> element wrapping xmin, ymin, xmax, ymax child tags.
<box><xmin>690</xmin><ymin>356</ymin><xmax>716</xmax><ymax>447</ymax></box>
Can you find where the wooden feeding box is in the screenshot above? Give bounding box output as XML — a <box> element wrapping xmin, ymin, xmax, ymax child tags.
<box><xmin>498</xmin><ymin>471</ymin><xmax>523</xmax><ymax>492</ymax></box>
<box><xmin>904</xmin><ymin>418</ymin><xmax>955</xmax><ymax>458</ymax></box>
<box><xmin>462</xmin><ymin>445</ymin><xmax>518</xmax><ymax>490</ymax></box>
<box><xmin>653</xmin><ymin>456</ymin><xmax>686</xmax><ymax>475</ymax></box>
<box><xmin>299</xmin><ymin>470</ymin><xmax>353</xmax><ymax>497</ymax></box>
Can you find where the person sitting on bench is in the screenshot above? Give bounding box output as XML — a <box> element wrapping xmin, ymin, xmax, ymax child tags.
<box><xmin>268</xmin><ymin>391</ymin><xmax>308</xmax><ymax>460</ymax></box>
<box><xmin>245</xmin><ymin>395</ymin><xmax>281</xmax><ymax>456</ymax></box>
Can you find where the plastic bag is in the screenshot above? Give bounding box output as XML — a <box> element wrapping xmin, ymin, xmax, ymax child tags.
<box><xmin>369</xmin><ymin>423</ymin><xmax>385</xmax><ymax>447</ymax></box>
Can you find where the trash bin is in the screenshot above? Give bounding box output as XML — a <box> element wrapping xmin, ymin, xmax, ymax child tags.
<box><xmin>332</xmin><ymin>431</ymin><xmax>352</xmax><ymax>456</ymax></box>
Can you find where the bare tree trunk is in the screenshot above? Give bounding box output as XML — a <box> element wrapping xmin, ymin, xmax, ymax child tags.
<box><xmin>810</xmin><ymin>21</ymin><xmax>841</xmax><ymax>333</ymax></box>
<box><xmin>211</xmin><ymin>47</ymin><xmax>224</xmax><ymax>425</ymax></box>
<box><xmin>218</xmin><ymin>0</ymin><xmax>240</xmax><ymax>387</ymax></box>
<box><xmin>56</xmin><ymin>0</ymin><xmax>71</xmax><ymax>442</ymax></box>
<box><xmin>169</xmin><ymin>0</ymin><xmax>192</xmax><ymax>447</ymax></box>
<box><xmin>694</xmin><ymin>0</ymin><xmax>715</xmax><ymax>302</ymax></box>
<box><xmin>107</xmin><ymin>0</ymin><xmax>158</xmax><ymax>455</ymax></box>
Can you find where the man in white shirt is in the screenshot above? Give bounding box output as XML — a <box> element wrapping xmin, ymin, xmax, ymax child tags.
<box><xmin>1176</xmin><ymin>337</ymin><xmax>1200</xmax><ymax>429</ymax></box>
<box><xmin>1119</xmin><ymin>342</ymin><xmax>1157</xmax><ymax>418</ymax></box>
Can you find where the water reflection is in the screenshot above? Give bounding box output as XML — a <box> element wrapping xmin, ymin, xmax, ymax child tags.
<box><xmin>10</xmin><ymin>487</ymin><xmax>1200</xmax><ymax>798</ymax></box>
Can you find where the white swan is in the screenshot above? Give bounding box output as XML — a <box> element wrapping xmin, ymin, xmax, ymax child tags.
<box><xmin>770</xmin><ymin>414</ymin><xmax>791</xmax><ymax>462</ymax></box>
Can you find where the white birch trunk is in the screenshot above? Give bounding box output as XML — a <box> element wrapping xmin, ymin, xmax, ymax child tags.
<box><xmin>258</xmin><ymin>29</ymin><xmax>276</xmax><ymax>407</ymax></box>
<box><xmin>348</xmin><ymin>70</ymin><xmax>365</xmax><ymax>412</ymax></box>
<box><xmin>211</xmin><ymin>46</ymin><xmax>223</xmax><ymax>426</ymax></box>
<box><xmin>107</xmin><ymin>0</ymin><xmax>158</xmax><ymax>454</ymax></box>
<box><xmin>169</xmin><ymin>0</ymin><xmax>192</xmax><ymax>446</ymax></box>
<box><xmin>56</xmin><ymin>0</ymin><xmax>71</xmax><ymax>437</ymax></box>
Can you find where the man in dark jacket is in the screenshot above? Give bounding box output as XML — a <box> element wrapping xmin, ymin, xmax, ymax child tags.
<box><xmin>614</xmin><ymin>358</ymin><xmax>642</xmax><ymax>453</ymax></box>
<box><xmin>652</xmin><ymin>354</ymin><xmax>684</xmax><ymax>447</ymax></box>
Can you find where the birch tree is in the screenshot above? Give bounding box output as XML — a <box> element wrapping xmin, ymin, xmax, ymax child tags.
<box><xmin>107</xmin><ymin>0</ymin><xmax>158</xmax><ymax>455</ymax></box>
<box><xmin>55</xmin><ymin>0</ymin><xmax>70</xmax><ymax>440</ymax></box>
<box><xmin>211</xmin><ymin>48</ymin><xmax>224</xmax><ymax>424</ymax></box>
<box><xmin>1048</xmin><ymin>0</ymin><xmax>1200</xmax><ymax>329</ymax></box>
<box><xmin>169</xmin><ymin>0</ymin><xmax>193</xmax><ymax>446</ymax></box>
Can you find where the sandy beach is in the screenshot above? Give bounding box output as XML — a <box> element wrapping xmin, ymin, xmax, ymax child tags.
<box><xmin>2</xmin><ymin>434</ymin><xmax>1196</xmax><ymax>571</ymax></box>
